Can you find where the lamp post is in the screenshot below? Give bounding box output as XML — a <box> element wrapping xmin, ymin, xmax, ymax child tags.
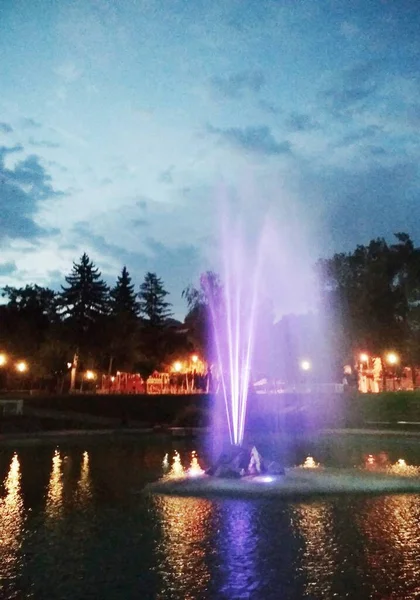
<box><xmin>300</xmin><ymin>360</ymin><xmax>311</xmax><ymax>372</ymax></box>
<box><xmin>173</xmin><ymin>361</ymin><xmax>182</xmax><ymax>373</ymax></box>
<box><xmin>386</xmin><ymin>352</ymin><xmax>399</xmax><ymax>391</ymax></box>
<box><xmin>0</xmin><ymin>353</ymin><xmax>7</xmax><ymax>390</ymax></box>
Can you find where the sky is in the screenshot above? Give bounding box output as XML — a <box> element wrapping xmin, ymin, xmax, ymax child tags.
<box><xmin>1</xmin><ymin>0</ymin><xmax>419</xmax><ymax>318</ymax></box>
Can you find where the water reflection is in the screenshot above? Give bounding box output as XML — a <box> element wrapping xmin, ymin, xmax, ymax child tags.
<box><xmin>0</xmin><ymin>453</ymin><xmax>25</xmax><ymax>593</ymax></box>
<box><xmin>45</xmin><ymin>449</ymin><xmax>64</xmax><ymax>520</ymax></box>
<box><xmin>154</xmin><ymin>495</ymin><xmax>213</xmax><ymax>599</ymax></box>
<box><xmin>217</xmin><ymin>501</ymin><xmax>258</xmax><ymax>598</ymax></box>
<box><xmin>76</xmin><ymin>451</ymin><xmax>92</xmax><ymax>506</ymax></box>
<box><xmin>359</xmin><ymin>494</ymin><xmax>420</xmax><ymax>598</ymax></box>
<box><xmin>292</xmin><ymin>502</ymin><xmax>337</xmax><ymax>599</ymax></box>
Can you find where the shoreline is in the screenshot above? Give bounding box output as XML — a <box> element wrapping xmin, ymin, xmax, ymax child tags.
<box><xmin>2</xmin><ymin>424</ymin><xmax>420</xmax><ymax>446</ymax></box>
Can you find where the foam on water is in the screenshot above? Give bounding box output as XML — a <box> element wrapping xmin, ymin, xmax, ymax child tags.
<box><xmin>145</xmin><ymin>468</ymin><xmax>420</xmax><ymax>500</ymax></box>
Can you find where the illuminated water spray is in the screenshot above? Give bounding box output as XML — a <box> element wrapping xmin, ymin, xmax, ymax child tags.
<box><xmin>207</xmin><ymin>210</ymin><xmax>268</xmax><ymax>447</ymax></box>
<box><xmin>188</xmin><ymin>451</ymin><xmax>204</xmax><ymax>477</ymax></box>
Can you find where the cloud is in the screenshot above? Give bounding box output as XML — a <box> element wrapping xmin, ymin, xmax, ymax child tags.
<box><xmin>340</xmin><ymin>21</ymin><xmax>360</xmax><ymax>40</ymax></box>
<box><xmin>208</xmin><ymin>124</ymin><xmax>292</xmax><ymax>156</ymax></box>
<box><xmin>0</xmin><ymin>122</ymin><xmax>13</xmax><ymax>134</ymax></box>
<box><xmin>258</xmin><ymin>100</ymin><xmax>281</xmax><ymax>115</ymax></box>
<box><xmin>70</xmin><ymin>220</ymin><xmax>202</xmax><ymax>317</ymax></box>
<box><xmin>0</xmin><ymin>261</ymin><xmax>17</xmax><ymax>276</ymax></box>
<box><xmin>210</xmin><ymin>70</ymin><xmax>265</xmax><ymax>99</ymax></box>
<box><xmin>28</xmin><ymin>137</ymin><xmax>60</xmax><ymax>149</ymax></box>
<box><xmin>21</xmin><ymin>118</ymin><xmax>42</xmax><ymax>129</ymax></box>
<box><xmin>332</xmin><ymin>125</ymin><xmax>383</xmax><ymax>148</ymax></box>
<box><xmin>131</xmin><ymin>218</ymin><xmax>148</xmax><ymax>228</ymax></box>
<box><xmin>286</xmin><ymin>112</ymin><xmax>319</xmax><ymax>132</ymax></box>
<box><xmin>54</xmin><ymin>62</ymin><xmax>82</xmax><ymax>83</ymax></box>
<box><xmin>323</xmin><ymin>61</ymin><xmax>382</xmax><ymax>117</ymax></box>
<box><xmin>297</xmin><ymin>158</ymin><xmax>420</xmax><ymax>254</ymax></box>
<box><xmin>0</xmin><ymin>146</ymin><xmax>62</xmax><ymax>243</ymax></box>
<box><xmin>158</xmin><ymin>166</ymin><xmax>174</xmax><ymax>184</ymax></box>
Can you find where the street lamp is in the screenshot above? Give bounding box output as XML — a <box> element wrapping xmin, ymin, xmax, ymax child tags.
<box><xmin>0</xmin><ymin>353</ymin><xmax>7</xmax><ymax>367</ymax></box>
<box><xmin>191</xmin><ymin>355</ymin><xmax>198</xmax><ymax>364</ymax></box>
<box><xmin>173</xmin><ymin>361</ymin><xmax>182</xmax><ymax>373</ymax></box>
<box><xmin>85</xmin><ymin>370</ymin><xmax>96</xmax><ymax>380</ymax></box>
<box><xmin>300</xmin><ymin>360</ymin><xmax>311</xmax><ymax>372</ymax></box>
<box><xmin>386</xmin><ymin>352</ymin><xmax>399</xmax><ymax>365</ymax></box>
<box><xmin>386</xmin><ymin>352</ymin><xmax>399</xmax><ymax>391</ymax></box>
<box><xmin>360</xmin><ymin>353</ymin><xmax>369</xmax><ymax>363</ymax></box>
<box><xmin>16</xmin><ymin>361</ymin><xmax>28</xmax><ymax>373</ymax></box>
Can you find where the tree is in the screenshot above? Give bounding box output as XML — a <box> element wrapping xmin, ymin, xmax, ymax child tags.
<box><xmin>110</xmin><ymin>266</ymin><xmax>139</xmax><ymax>318</ymax></box>
<box><xmin>182</xmin><ymin>271</ymin><xmax>224</xmax><ymax>357</ymax></box>
<box><xmin>59</xmin><ymin>253</ymin><xmax>110</xmax><ymax>385</ymax></box>
<box><xmin>317</xmin><ymin>234</ymin><xmax>414</xmax><ymax>365</ymax></box>
<box><xmin>59</xmin><ymin>252</ymin><xmax>109</xmax><ymax>330</ymax></box>
<box><xmin>107</xmin><ymin>266</ymin><xmax>140</xmax><ymax>372</ymax></box>
<box><xmin>0</xmin><ymin>284</ymin><xmax>58</xmax><ymax>358</ymax></box>
<box><xmin>137</xmin><ymin>273</ymin><xmax>173</xmax><ymax>372</ymax></box>
<box><xmin>138</xmin><ymin>272</ymin><xmax>172</xmax><ymax>326</ymax></box>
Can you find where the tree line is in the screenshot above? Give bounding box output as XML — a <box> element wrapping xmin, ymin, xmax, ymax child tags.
<box><xmin>1</xmin><ymin>232</ymin><xmax>420</xmax><ymax>390</ymax></box>
<box><xmin>0</xmin><ymin>253</ymin><xmax>189</xmax><ymax>389</ymax></box>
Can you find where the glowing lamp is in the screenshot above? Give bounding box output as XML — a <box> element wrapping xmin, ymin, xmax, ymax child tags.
<box><xmin>85</xmin><ymin>370</ymin><xmax>96</xmax><ymax>380</ymax></box>
<box><xmin>191</xmin><ymin>354</ymin><xmax>198</xmax><ymax>363</ymax></box>
<box><xmin>16</xmin><ymin>361</ymin><xmax>27</xmax><ymax>373</ymax></box>
<box><xmin>300</xmin><ymin>360</ymin><xmax>311</xmax><ymax>371</ymax></box>
<box><xmin>386</xmin><ymin>352</ymin><xmax>399</xmax><ymax>365</ymax></box>
<box><xmin>0</xmin><ymin>353</ymin><xmax>7</xmax><ymax>366</ymax></box>
<box><xmin>173</xmin><ymin>361</ymin><xmax>182</xmax><ymax>372</ymax></box>
<box><xmin>360</xmin><ymin>353</ymin><xmax>369</xmax><ymax>362</ymax></box>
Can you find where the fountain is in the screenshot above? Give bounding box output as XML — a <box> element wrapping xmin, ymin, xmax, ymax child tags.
<box><xmin>145</xmin><ymin>197</ymin><xmax>420</xmax><ymax>499</ymax></box>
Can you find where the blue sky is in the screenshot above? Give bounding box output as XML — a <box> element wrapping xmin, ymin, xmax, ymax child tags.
<box><xmin>1</xmin><ymin>0</ymin><xmax>419</xmax><ymax>318</ymax></box>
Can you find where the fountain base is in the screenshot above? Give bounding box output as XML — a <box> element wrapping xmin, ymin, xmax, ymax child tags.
<box><xmin>145</xmin><ymin>468</ymin><xmax>420</xmax><ymax>500</ymax></box>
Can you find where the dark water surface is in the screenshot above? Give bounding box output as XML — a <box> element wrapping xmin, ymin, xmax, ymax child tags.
<box><xmin>1</xmin><ymin>434</ymin><xmax>420</xmax><ymax>599</ymax></box>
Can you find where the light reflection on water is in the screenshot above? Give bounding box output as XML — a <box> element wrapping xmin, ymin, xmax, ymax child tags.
<box><xmin>45</xmin><ymin>450</ymin><xmax>64</xmax><ymax>521</ymax></box>
<box><xmin>154</xmin><ymin>495</ymin><xmax>213</xmax><ymax>600</ymax></box>
<box><xmin>359</xmin><ymin>494</ymin><xmax>420</xmax><ymax>599</ymax></box>
<box><xmin>216</xmin><ymin>500</ymin><xmax>259</xmax><ymax>598</ymax></box>
<box><xmin>0</xmin><ymin>442</ymin><xmax>419</xmax><ymax>599</ymax></box>
<box><xmin>0</xmin><ymin>454</ymin><xmax>25</xmax><ymax>597</ymax></box>
<box><xmin>291</xmin><ymin>502</ymin><xmax>337</xmax><ymax>599</ymax></box>
<box><xmin>76</xmin><ymin>451</ymin><xmax>92</xmax><ymax>505</ymax></box>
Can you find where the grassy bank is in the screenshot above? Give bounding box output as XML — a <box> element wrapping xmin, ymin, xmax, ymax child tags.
<box><xmin>347</xmin><ymin>391</ymin><xmax>420</xmax><ymax>427</ymax></box>
<box><xmin>2</xmin><ymin>391</ymin><xmax>420</xmax><ymax>436</ymax></box>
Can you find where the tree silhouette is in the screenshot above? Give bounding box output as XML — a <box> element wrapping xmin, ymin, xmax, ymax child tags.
<box><xmin>60</xmin><ymin>253</ymin><xmax>109</xmax><ymax>328</ymax></box>
<box><xmin>110</xmin><ymin>266</ymin><xmax>139</xmax><ymax>318</ymax></box>
<box><xmin>107</xmin><ymin>266</ymin><xmax>140</xmax><ymax>372</ymax></box>
<box><xmin>138</xmin><ymin>272</ymin><xmax>172</xmax><ymax>326</ymax></box>
<box><xmin>59</xmin><ymin>253</ymin><xmax>109</xmax><ymax>374</ymax></box>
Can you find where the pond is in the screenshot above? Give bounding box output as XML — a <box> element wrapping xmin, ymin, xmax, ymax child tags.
<box><xmin>0</xmin><ymin>433</ymin><xmax>420</xmax><ymax>599</ymax></box>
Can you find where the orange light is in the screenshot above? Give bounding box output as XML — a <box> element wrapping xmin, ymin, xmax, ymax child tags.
<box><xmin>173</xmin><ymin>361</ymin><xmax>182</xmax><ymax>373</ymax></box>
<box><xmin>360</xmin><ymin>353</ymin><xmax>369</xmax><ymax>362</ymax></box>
<box><xmin>85</xmin><ymin>370</ymin><xmax>96</xmax><ymax>380</ymax></box>
<box><xmin>191</xmin><ymin>355</ymin><xmax>198</xmax><ymax>363</ymax></box>
<box><xmin>16</xmin><ymin>361</ymin><xmax>27</xmax><ymax>373</ymax></box>
<box><xmin>0</xmin><ymin>353</ymin><xmax>7</xmax><ymax>367</ymax></box>
<box><xmin>386</xmin><ymin>352</ymin><xmax>399</xmax><ymax>365</ymax></box>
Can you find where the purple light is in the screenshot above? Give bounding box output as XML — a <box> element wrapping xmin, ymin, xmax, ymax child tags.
<box><xmin>258</xmin><ymin>476</ymin><xmax>275</xmax><ymax>483</ymax></box>
<box><xmin>208</xmin><ymin>205</ymin><xmax>268</xmax><ymax>447</ymax></box>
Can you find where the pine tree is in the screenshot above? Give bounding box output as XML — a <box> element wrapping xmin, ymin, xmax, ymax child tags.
<box><xmin>138</xmin><ymin>272</ymin><xmax>173</xmax><ymax>326</ymax></box>
<box><xmin>110</xmin><ymin>266</ymin><xmax>139</xmax><ymax>317</ymax></box>
<box><xmin>60</xmin><ymin>253</ymin><xmax>109</xmax><ymax>327</ymax></box>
